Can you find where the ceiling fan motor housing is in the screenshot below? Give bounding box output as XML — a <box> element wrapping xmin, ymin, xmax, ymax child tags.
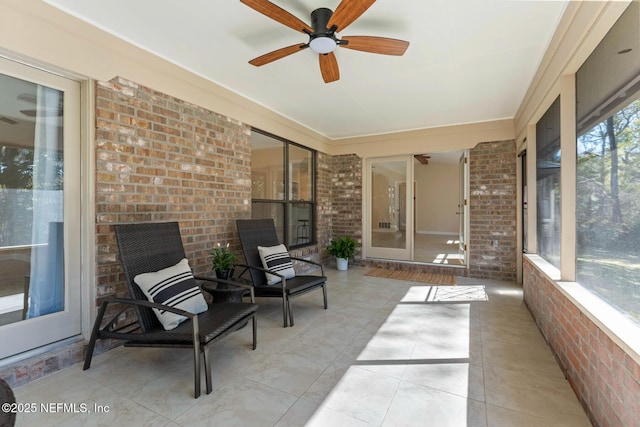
<box><xmin>308</xmin><ymin>8</ymin><xmax>345</xmax><ymax>53</ymax></box>
<box><xmin>311</xmin><ymin>8</ymin><xmax>333</xmax><ymax>33</ymax></box>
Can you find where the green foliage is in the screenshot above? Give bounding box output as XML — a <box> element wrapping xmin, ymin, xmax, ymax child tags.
<box><xmin>577</xmin><ymin>99</ymin><xmax>640</xmax><ymax>250</ymax></box>
<box><xmin>325</xmin><ymin>236</ymin><xmax>358</xmax><ymax>259</ymax></box>
<box><xmin>211</xmin><ymin>242</ymin><xmax>236</xmax><ymax>272</ymax></box>
<box><xmin>0</xmin><ymin>146</ymin><xmax>34</xmax><ymax>189</ymax></box>
<box><xmin>576</xmin><ymin>99</ymin><xmax>640</xmax><ymax>323</ymax></box>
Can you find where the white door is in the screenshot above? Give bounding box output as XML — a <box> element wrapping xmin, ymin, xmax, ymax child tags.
<box><xmin>365</xmin><ymin>156</ymin><xmax>413</xmax><ymax>261</ymax></box>
<box><xmin>0</xmin><ymin>58</ymin><xmax>82</xmax><ymax>359</ymax></box>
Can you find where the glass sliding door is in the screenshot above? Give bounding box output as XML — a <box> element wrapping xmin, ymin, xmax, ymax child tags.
<box><xmin>458</xmin><ymin>152</ymin><xmax>468</xmax><ymax>264</ymax></box>
<box><xmin>365</xmin><ymin>156</ymin><xmax>413</xmax><ymax>261</ymax></box>
<box><xmin>0</xmin><ymin>58</ymin><xmax>81</xmax><ymax>359</ymax></box>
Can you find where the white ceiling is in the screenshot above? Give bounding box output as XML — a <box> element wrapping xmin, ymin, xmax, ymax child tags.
<box><xmin>44</xmin><ymin>0</ymin><xmax>568</xmax><ymax>140</ymax></box>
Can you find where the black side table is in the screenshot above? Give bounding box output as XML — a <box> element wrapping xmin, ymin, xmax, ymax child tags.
<box><xmin>195</xmin><ymin>272</ymin><xmax>251</xmax><ymax>304</ymax></box>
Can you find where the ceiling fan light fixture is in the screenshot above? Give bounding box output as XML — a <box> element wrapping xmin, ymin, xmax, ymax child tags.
<box><xmin>309</xmin><ymin>36</ymin><xmax>337</xmax><ymax>54</ymax></box>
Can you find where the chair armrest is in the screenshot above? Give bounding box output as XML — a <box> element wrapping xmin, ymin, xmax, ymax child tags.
<box><xmin>234</xmin><ymin>263</ymin><xmax>288</xmax><ymax>294</ymax></box>
<box><xmin>234</xmin><ymin>262</ymin><xmax>273</xmax><ymax>274</ymax></box>
<box><xmin>235</xmin><ymin>263</ymin><xmax>286</xmax><ymax>280</ymax></box>
<box><xmin>93</xmin><ymin>297</ymin><xmax>199</xmax><ymax>337</ymax></box>
<box><xmin>107</xmin><ymin>297</ymin><xmax>197</xmax><ymax>319</ymax></box>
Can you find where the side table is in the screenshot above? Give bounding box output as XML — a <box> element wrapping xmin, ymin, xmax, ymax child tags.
<box><xmin>195</xmin><ymin>272</ymin><xmax>251</xmax><ymax>304</ymax></box>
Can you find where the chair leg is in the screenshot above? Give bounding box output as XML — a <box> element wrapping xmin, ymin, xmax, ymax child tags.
<box><xmin>288</xmin><ymin>298</ymin><xmax>294</xmax><ymax>327</ymax></box>
<box><xmin>252</xmin><ymin>315</ymin><xmax>257</xmax><ymax>350</ymax></box>
<box><xmin>203</xmin><ymin>347</ymin><xmax>212</xmax><ymax>394</ymax></box>
<box><xmin>282</xmin><ymin>298</ymin><xmax>288</xmax><ymax>328</ymax></box>
<box><xmin>83</xmin><ymin>301</ymin><xmax>109</xmax><ymax>370</ymax></box>
<box><xmin>193</xmin><ymin>341</ymin><xmax>201</xmax><ymax>398</ymax></box>
<box><xmin>322</xmin><ymin>284</ymin><xmax>328</xmax><ymax>309</ymax></box>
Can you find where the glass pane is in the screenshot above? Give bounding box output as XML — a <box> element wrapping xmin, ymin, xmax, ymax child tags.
<box><xmin>575</xmin><ymin>1</ymin><xmax>640</xmax><ymax>325</ymax></box>
<box><xmin>577</xmin><ymin>99</ymin><xmax>640</xmax><ymax>324</ymax></box>
<box><xmin>536</xmin><ymin>97</ymin><xmax>561</xmax><ymax>268</ymax></box>
<box><xmin>0</xmin><ymin>73</ymin><xmax>65</xmax><ymax>326</ymax></box>
<box><xmin>288</xmin><ymin>203</ymin><xmax>313</xmax><ymax>247</ymax></box>
<box><xmin>288</xmin><ymin>145</ymin><xmax>312</xmax><ymax>201</ymax></box>
<box><xmin>251</xmin><ymin>132</ymin><xmax>284</xmax><ymax>200</ymax></box>
<box><xmin>371</xmin><ymin>160</ymin><xmax>407</xmax><ymax>249</ymax></box>
<box><xmin>251</xmin><ymin>202</ymin><xmax>284</xmax><ymax>243</ymax></box>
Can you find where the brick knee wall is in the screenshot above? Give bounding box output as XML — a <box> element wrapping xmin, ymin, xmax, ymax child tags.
<box><xmin>0</xmin><ymin>342</ymin><xmax>84</xmax><ymax>388</ymax></box>
<box><xmin>523</xmin><ymin>257</ymin><xmax>640</xmax><ymax>427</ymax></box>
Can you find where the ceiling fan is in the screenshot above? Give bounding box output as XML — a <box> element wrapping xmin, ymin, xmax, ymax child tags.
<box><xmin>17</xmin><ymin>93</ymin><xmax>63</xmax><ymax>117</ymax></box>
<box><xmin>240</xmin><ymin>0</ymin><xmax>410</xmax><ymax>83</ymax></box>
<box><xmin>414</xmin><ymin>154</ymin><xmax>431</xmax><ymax>164</ymax></box>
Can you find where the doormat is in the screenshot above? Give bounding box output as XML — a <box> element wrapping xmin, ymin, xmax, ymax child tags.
<box><xmin>426</xmin><ymin>285</ymin><xmax>488</xmax><ymax>303</ymax></box>
<box><xmin>364</xmin><ymin>268</ymin><xmax>456</xmax><ymax>286</ymax></box>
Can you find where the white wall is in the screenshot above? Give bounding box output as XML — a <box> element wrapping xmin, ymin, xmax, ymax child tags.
<box><xmin>415</xmin><ymin>161</ymin><xmax>459</xmax><ymax>234</ymax></box>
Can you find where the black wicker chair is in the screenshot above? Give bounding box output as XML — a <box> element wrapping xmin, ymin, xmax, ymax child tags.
<box><xmin>83</xmin><ymin>222</ymin><xmax>258</xmax><ymax>398</ymax></box>
<box><xmin>236</xmin><ymin>219</ymin><xmax>327</xmax><ymax>327</ymax></box>
<box><xmin>0</xmin><ymin>378</ymin><xmax>16</xmax><ymax>427</ymax></box>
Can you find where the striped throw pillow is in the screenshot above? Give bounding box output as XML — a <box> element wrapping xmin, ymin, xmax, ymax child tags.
<box><xmin>134</xmin><ymin>258</ymin><xmax>208</xmax><ymax>330</ymax></box>
<box><xmin>257</xmin><ymin>244</ymin><xmax>296</xmax><ymax>285</ymax></box>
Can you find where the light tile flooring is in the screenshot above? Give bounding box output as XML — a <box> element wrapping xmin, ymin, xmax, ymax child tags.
<box><xmin>12</xmin><ymin>267</ymin><xmax>591</xmax><ymax>426</ymax></box>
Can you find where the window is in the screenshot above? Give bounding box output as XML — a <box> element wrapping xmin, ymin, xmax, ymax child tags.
<box><xmin>536</xmin><ymin>97</ymin><xmax>561</xmax><ymax>268</ymax></box>
<box><xmin>520</xmin><ymin>149</ymin><xmax>528</xmax><ymax>253</ymax></box>
<box><xmin>576</xmin><ymin>1</ymin><xmax>640</xmax><ymax>324</ymax></box>
<box><xmin>250</xmin><ymin>129</ymin><xmax>315</xmax><ymax>247</ymax></box>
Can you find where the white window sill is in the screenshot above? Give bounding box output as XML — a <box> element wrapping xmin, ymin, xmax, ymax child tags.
<box><xmin>526</xmin><ymin>254</ymin><xmax>640</xmax><ymax>366</ymax></box>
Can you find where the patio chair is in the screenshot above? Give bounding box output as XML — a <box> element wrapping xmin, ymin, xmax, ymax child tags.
<box><xmin>0</xmin><ymin>378</ymin><xmax>16</xmax><ymax>427</ymax></box>
<box><xmin>83</xmin><ymin>222</ymin><xmax>258</xmax><ymax>398</ymax></box>
<box><xmin>236</xmin><ymin>219</ymin><xmax>327</xmax><ymax>327</ymax></box>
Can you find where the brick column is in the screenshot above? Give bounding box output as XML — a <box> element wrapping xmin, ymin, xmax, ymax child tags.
<box><xmin>469</xmin><ymin>140</ymin><xmax>517</xmax><ymax>281</ymax></box>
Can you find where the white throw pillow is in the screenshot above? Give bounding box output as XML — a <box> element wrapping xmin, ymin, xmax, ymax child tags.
<box><xmin>257</xmin><ymin>244</ymin><xmax>296</xmax><ymax>285</ymax></box>
<box><xmin>134</xmin><ymin>258</ymin><xmax>208</xmax><ymax>330</ymax></box>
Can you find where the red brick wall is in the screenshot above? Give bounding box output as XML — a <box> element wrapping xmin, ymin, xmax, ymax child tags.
<box><xmin>469</xmin><ymin>140</ymin><xmax>517</xmax><ymax>281</ymax></box>
<box><xmin>0</xmin><ymin>342</ymin><xmax>85</xmax><ymax>387</ymax></box>
<box><xmin>93</xmin><ymin>77</ymin><xmax>254</xmax><ymax>337</ymax></box>
<box><xmin>94</xmin><ymin>75</ymin><xmax>332</xmax><ymax>313</ymax></box>
<box><xmin>328</xmin><ymin>154</ymin><xmax>363</xmax><ymax>264</ymax></box>
<box><xmin>523</xmin><ymin>257</ymin><xmax>640</xmax><ymax>427</ymax></box>
<box><xmin>316</xmin><ymin>151</ymin><xmax>333</xmax><ymax>264</ymax></box>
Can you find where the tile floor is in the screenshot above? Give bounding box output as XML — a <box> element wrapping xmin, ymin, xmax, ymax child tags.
<box><xmin>12</xmin><ymin>267</ymin><xmax>591</xmax><ymax>426</ymax></box>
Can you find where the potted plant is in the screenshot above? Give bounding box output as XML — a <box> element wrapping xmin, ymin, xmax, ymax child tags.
<box><xmin>211</xmin><ymin>242</ymin><xmax>236</xmax><ymax>281</ymax></box>
<box><xmin>325</xmin><ymin>236</ymin><xmax>358</xmax><ymax>271</ymax></box>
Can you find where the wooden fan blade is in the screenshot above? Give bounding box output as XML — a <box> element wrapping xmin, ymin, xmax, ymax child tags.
<box><xmin>319</xmin><ymin>53</ymin><xmax>340</xmax><ymax>83</ymax></box>
<box><xmin>341</xmin><ymin>36</ymin><xmax>409</xmax><ymax>55</ymax></box>
<box><xmin>240</xmin><ymin>0</ymin><xmax>312</xmax><ymax>33</ymax></box>
<box><xmin>327</xmin><ymin>0</ymin><xmax>376</xmax><ymax>32</ymax></box>
<box><xmin>249</xmin><ymin>44</ymin><xmax>308</xmax><ymax>66</ymax></box>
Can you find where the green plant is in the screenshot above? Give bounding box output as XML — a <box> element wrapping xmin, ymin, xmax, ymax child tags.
<box><xmin>211</xmin><ymin>242</ymin><xmax>236</xmax><ymax>272</ymax></box>
<box><xmin>325</xmin><ymin>236</ymin><xmax>358</xmax><ymax>259</ymax></box>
